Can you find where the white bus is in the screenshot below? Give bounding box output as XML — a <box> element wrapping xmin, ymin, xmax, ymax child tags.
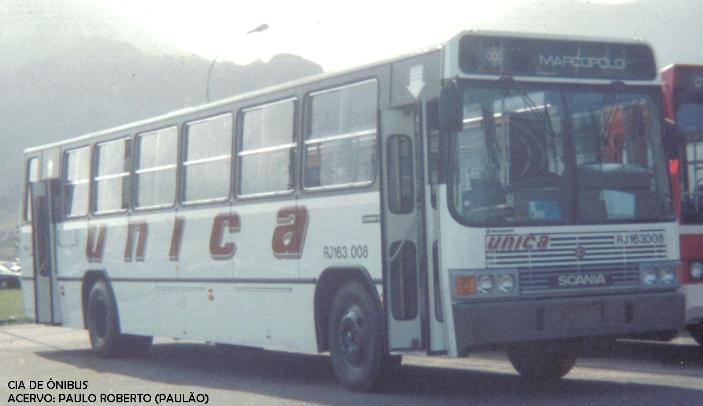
<box><xmin>20</xmin><ymin>31</ymin><xmax>684</xmax><ymax>390</ymax></box>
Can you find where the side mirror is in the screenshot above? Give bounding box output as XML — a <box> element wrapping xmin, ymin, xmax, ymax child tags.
<box><xmin>662</xmin><ymin>119</ymin><xmax>680</xmax><ymax>160</ymax></box>
<box><xmin>439</xmin><ymin>85</ymin><xmax>463</xmax><ymax>134</ymax></box>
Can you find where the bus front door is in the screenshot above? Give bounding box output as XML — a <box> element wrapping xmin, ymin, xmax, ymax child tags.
<box><xmin>30</xmin><ymin>179</ymin><xmax>61</xmax><ymax>324</ymax></box>
<box><xmin>381</xmin><ymin>105</ymin><xmax>427</xmax><ymax>351</ymax></box>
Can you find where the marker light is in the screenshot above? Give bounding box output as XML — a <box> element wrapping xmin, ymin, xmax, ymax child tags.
<box><xmin>690</xmin><ymin>261</ymin><xmax>703</xmax><ymax>281</ymax></box>
<box><xmin>455</xmin><ymin>275</ymin><xmax>476</xmax><ymax>296</ymax></box>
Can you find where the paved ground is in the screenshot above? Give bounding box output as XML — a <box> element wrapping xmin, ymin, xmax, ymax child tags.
<box><xmin>2</xmin><ymin>323</ymin><xmax>703</xmax><ymax>405</ymax></box>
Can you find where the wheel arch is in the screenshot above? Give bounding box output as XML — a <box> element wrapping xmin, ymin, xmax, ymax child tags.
<box><xmin>314</xmin><ymin>266</ymin><xmax>383</xmax><ymax>352</ymax></box>
<box><xmin>81</xmin><ymin>270</ymin><xmax>117</xmax><ymax>329</ymax></box>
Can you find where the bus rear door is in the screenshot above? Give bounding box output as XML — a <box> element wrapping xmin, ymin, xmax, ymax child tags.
<box><xmin>29</xmin><ymin>178</ymin><xmax>62</xmax><ymax>324</ymax></box>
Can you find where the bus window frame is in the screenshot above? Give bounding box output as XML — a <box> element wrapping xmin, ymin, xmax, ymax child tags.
<box><xmin>236</xmin><ymin>97</ymin><xmax>298</xmax><ymax>200</ymax></box>
<box><xmin>180</xmin><ymin>111</ymin><xmax>234</xmax><ymax>207</ymax></box>
<box><xmin>92</xmin><ymin>136</ymin><xmax>132</xmax><ymax>217</ymax></box>
<box><xmin>301</xmin><ymin>78</ymin><xmax>380</xmax><ymax>193</ymax></box>
<box><xmin>62</xmin><ymin>145</ymin><xmax>93</xmax><ymax>220</ymax></box>
<box><xmin>133</xmin><ymin>124</ymin><xmax>180</xmax><ymax>212</ymax></box>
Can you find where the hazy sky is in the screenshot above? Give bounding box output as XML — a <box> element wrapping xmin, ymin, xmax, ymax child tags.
<box><xmin>74</xmin><ymin>0</ymin><xmax>638</xmax><ymax>71</ymax></box>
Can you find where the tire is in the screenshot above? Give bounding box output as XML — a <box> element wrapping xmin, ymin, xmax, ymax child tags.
<box><xmin>86</xmin><ymin>281</ymin><xmax>153</xmax><ymax>357</ymax></box>
<box><xmin>507</xmin><ymin>342</ymin><xmax>578</xmax><ymax>380</ymax></box>
<box><xmin>328</xmin><ymin>282</ymin><xmax>386</xmax><ymax>391</ymax></box>
<box><xmin>86</xmin><ymin>280</ymin><xmax>122</xmax><ymax>357</ymax></box>
<box><xmin>687</xmin><ymin>324</ymin><xmax>703</xmax><ymax>346</ymax></box>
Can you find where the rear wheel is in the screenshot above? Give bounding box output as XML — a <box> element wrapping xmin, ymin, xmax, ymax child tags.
<box><xmin>328</xmin><ymin>282</ymin><xmax>386</xmax><ymax>391</ymax></box>
<box><xmin>86</xmin><ymin>280</ymin><xmax>151</xmax><ymax>357</ymax></box>
<box><xmin>507</xmin><ymin>341</ymin><xmax>578</xmax><ymax>380</ymax></box>
<box><xmin>87</xmin><ymin>281</ymin><xmax>121</xmax><ymax>357</ymax></box>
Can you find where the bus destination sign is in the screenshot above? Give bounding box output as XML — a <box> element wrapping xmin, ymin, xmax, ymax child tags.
<box><xmin>677</xmin><ymin>66</ymin><xmax>703</xmax><ymax>100</ymax></box>
<box><xmin>459</xmin><ymin>34</ymin><xmax>656</xmax><ymax>81</ymax></box>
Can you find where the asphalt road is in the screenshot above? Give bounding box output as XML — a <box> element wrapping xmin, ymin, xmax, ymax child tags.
<box><xmin>2</xmin><ymin>323</ymin><xmax>703</xmax><ymax>405</ymax></box>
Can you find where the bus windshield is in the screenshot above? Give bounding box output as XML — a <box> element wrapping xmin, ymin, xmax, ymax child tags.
<box><xmin>449</xmin><ymin>82</ymin><xmax>673</xmax><ymax>226</ymax></box>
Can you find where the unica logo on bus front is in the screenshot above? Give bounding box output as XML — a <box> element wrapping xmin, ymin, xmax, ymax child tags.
<box><xmin>486</xmin><ymin>234</ymin><xmax>550</xmax><ymax>252</ymax></box>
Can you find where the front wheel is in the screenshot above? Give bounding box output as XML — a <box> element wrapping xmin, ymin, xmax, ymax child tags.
<box><xmin>687</xmin><ymin>324</ymin><xmax>703</xmax><ymax>347</ymax></box>
<box><xmin>328</xmin><ymin>282</ymin><xmax>386</xmax><ymax>391</ymax></box>
<box><xmin>507</xmin><ymin>341</ymin><xmax>578</xmax><ymax>380</ymax></box>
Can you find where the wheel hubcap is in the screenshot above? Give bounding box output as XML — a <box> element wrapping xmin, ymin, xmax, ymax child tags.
<box><xmin>338</xmin><ymin>305</ymin><xmax>366</xmax><ymax>367</ymax></box>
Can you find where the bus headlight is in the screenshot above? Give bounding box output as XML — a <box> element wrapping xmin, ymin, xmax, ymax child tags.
<box><xmin>642</xmin><ymin>269</ymin><xmax>657</xmax><ymax>286</ymax></box>
<box><xmin>658</xmin><ymin>268</ymin><xmax>676</xmax><ymax>285</ymax></box>
<box><xmin>477</xmin><ymin>275</ymin><xmax>494</xmax><ymax>294</ymax></box>
<box><xmin>451</xmin><ymin>270</ymin><xmax>519</xmax><ymax>299</ymax></box>
<box><xmin>497</xmin><ymin>274</ymin><xmax>515</xmax><ymax>293</ymax></box>
<box><xmin>690</xmin><ymin>261</ymin><xmax>703</xmax><ymax>281</ymax></box>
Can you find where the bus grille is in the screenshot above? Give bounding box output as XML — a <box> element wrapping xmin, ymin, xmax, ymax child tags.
<box><xmin>518</xmin><ymin>263</ymin><xmax>640</xmax><ymax>295</ymax></box>
<box><xmin>486</xmin><ymin>231</ymin><xmax>667</xmax><ymax>268</ymax></box>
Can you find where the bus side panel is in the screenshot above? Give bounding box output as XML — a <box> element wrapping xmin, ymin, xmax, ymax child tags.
<box><xmin>174</xmin><ymin>205</ymin><xmax>236</xmax><ymax>341</ymax></box>
<box><xmin>299</xmin><ymin>191</ymin><xmax>382</xmax><ymax>279</ymax></box>
<box><xmin>228</xmin><ymin>199</ymin><xmax>306</xmax><ymax>350</ymax></box>
<box><xmin>230</xmin><ymin>284</ymin><xmax>316</xmax><ymax>352</ymax></box>
<box><xmin>115</xmin><ymin>210</ymin><xmax>193</xmax><ymax>339</ymax></box>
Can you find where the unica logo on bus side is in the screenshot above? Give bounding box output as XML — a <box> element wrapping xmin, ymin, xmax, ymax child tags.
<box><xmin>486</xmin><ymin>234</ymin><xmax>550</xmax><ymax>252</ymax></box>
<box><xmin>85</xmin><ymin>206</ymin><xmax>309</xmax><ymax>263</ymax></box>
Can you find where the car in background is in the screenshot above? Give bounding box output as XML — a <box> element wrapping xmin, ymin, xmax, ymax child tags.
<box><xmin>0</xmin><ymin>263</ymin><xmax>21</xmax><ymax>289</ymax></box>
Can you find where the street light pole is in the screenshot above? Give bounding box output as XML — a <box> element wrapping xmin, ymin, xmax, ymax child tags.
<box><xmin>205</xmin><ymin>24</ymin><xmax>269</xmax><ymax>103</ymax></box>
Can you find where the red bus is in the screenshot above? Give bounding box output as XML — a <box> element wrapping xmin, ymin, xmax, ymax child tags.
<box><xmin>661</xmin><ymin>64</ymin><xmax>703</xmax><ymax>345</ymax></box>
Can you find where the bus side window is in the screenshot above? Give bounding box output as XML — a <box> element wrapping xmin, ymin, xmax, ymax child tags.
<box><xmin>304</xmin><ymin>80</ymin><xmax>378</xmax><ymax>189</ymax></box>
<box><xmin>63</xmin><ymin>147</ymin><xmax>90</xmax><ymax>218</ymax></box>
<box><xmin>182</xmin><ymin>113</ymin><xmax>233</xmax><ymax>203</ymax></box>
<box><xmin>135</xmin><ymin>126</ymin><xmax>178</xmax><ymax>209</ymax></box>
<box><xmin>94</xmin><ymin>139</ymin><xmax>131</xmax><ymax>214</ymax></box>
<box><xmin>24</xmin><ymin>157</ymin><xmax>40</xmax><ymax>222</ymax></box>
<box><xmin>238</xmin><ymin>99</ymin><xmax>296</xmax><ymax>196</ymax></box>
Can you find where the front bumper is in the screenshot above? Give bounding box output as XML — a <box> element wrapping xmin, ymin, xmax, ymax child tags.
<box><xmin>453</xmin><ymin>291</ymin><xmax>684</xmax><ymax>353</ymax></box>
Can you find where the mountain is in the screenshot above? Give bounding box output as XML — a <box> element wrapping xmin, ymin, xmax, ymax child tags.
<box><xmin>0</xmin><ymin>1</ymin><xmax>322</xmax><ymax>257</ymax></box>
